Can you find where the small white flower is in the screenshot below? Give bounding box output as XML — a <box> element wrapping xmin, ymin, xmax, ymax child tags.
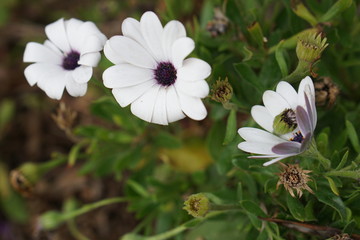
<box><xmin>23</xmin><ymin>18</ymin><xmax>107</xmax><ymax>100</ymax></box>
<box><xmin>102</xmin><ymin>11</ymin><xmax>211</xmax><ymax>125</ymax></box>
<box><xmin>238</xmin><ymin>76</ymin><xmax>317</xmax><ymax>166</ymax></box>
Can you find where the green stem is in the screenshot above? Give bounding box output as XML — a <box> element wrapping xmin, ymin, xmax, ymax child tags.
<box><xmin>303</xmin><ymin>139</ymin><xmax>331</xmax><ymax>169</ymax></box>
<box><xmin>38</xmin><ymin>157</ymin><xmax>67</xmax><ymax>173</ymax></box>
<box><xmin>281</xmin><ymin>60</ymin><xmax>310</xmax><ymax>83</ymax></box>
<box><xmin>147</xmin><ymin>225</ymin><xmax>187</xmax><ymax>240</ymax></box>
<box><xmin>210</xmin><ymin>204</ymin><xmax>241</xmax><ymax>211</ymax></box>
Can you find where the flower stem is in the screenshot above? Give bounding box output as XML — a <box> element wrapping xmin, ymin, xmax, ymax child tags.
<box><xmin>304</xmin><ymin>139</ymin><xmax>331</xmax><ymax>169</ymax></box>
<box><xmin>281</xmin><ymin>61</ymin><xmax>310</xmax><ymax>83</ymax></box>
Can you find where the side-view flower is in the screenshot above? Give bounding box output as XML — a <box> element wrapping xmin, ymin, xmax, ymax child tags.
<box><xmin>102</xmin><ymin>11</ymin><xmax>211</xmax><ymax>125</ymax></box>
<box><xmin>238</xmin><ymin>76</ymin><xmax>317</xmax><ymax>166</ymax></box>
<box><xmin>23</xmin><ymin>18</ymin><xmax>107</xmax><ymax>100</ymax></box>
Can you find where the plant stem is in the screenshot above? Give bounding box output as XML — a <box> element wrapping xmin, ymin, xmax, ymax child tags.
<box><xmin>281</xmin><ymin>61</ymin><xmax>310</xmax><ymax>83</ymax></box>
<box><xmin>210</xmin><ymin>203</ymin><xmax>242</xmax><ymax>211</ymax></box>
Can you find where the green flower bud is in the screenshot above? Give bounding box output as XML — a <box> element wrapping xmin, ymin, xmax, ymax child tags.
<box><xmin>38</xmin><ymin>211</ymin><xmax>64</xmax><ymax>230</ymax></box>
<box><xmin>183</xmin><ymin>193</ymin><xmax>210</xmax><ymax>218</ymax></box>
<box><xmin>273</xmin><ymin>109</ymin><xmax>297</xmax><ymax>135</ymax></box>
<box><xmin>210</xmin><ymin>77</ymin><xmax>233</xmax><ymax>104</ymax></box>
<box><xmin>296</xmin><ymin>32</ymin><xmax>328</xmax><ymax>63</ymax></box>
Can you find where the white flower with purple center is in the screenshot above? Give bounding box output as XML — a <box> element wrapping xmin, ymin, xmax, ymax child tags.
<box><xmin>23</xmin><ymin>18</ymin><xmax>107</xmax><ymax>100</ymax></box>
<box><xmin>238</xmin><ymin>77</ymin><xmax>317</xmax><ymax>166</ymax></box>
<box><xmin>102</xmin><ymin>11</ymin><xmax>211</xmax><ymax>125</ymax></box>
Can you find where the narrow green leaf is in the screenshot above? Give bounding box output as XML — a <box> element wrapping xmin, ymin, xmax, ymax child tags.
<box><xmin>68</xmin><ymin>141</ymin><xmax>88</xmax><ymax>166</ymax></box>
<box><xmin>247</xmin><ymin>22</ymin><xmax>264</xmax><ymax>48</ymax></box>
<box><xmin>286</xmin><ymin>195</ymin><xmax>305</xmax><ymax>221</ymax></box>
<box><xmin>325</xmin><ymin>170</ymin><xmax>360</xmax><ymax>179</ymax></box>
<box><xmin>275</xmin><ymin>42</ymin><xmax>288</xmax><ymax>77</ymax></box>
<box><xmin>292</xmin><ymin>2</ymin><xmax>318</xmax><ymax>26</ymax></box>
<box><xmin>240</xmin><ymin>200</ymin><xmax>267</xmax><ymax>217</ymax></box>
<box><xmin>237</xmin><ymin>182</ymin><xmax>243</xmax><ymax>201</ymax></box>
<box><xmin>246</xmin><ymin>212</ymin><xmax>263</xmax><ymax>230</ymax></box>
<box><xmin>223</xmin><ymin>109</ymin><xmax>237</xmax><ymax>145</ymax></box>
<box><xmin>325</xmin><ymin>176</ymin><xmax>340</xmax><ymax>196</ymax></box>
<box><xmin>127</xmin><ymin>180</ymin><xmax>149</xmax><ymax>198</ymax></box>
<box><xmin>315</xmin><ymin>191</ymin><xmax>347</xmax><ymax>220</ymax></box>
<box><xmin>320</xmin><ymin>0</ymin><xmax>353</xmax><ymax>22</ymax></box>
<box><xmin>336</xmin><ymin>150</ymin><xmax>349</xmax><ymax>170</ymax></box>
<box><xmin>345</xmin><ymin>120</ymin><xmax>360</xmax><ymax>153</ymax></box>
<box><xmin>304</xmin><ymin>199</ymin><xmax>317</xmax><ymax>221</ymax></box>
<box><xmin>233</xmin><ymin>63</ymin><xmax>264</xmax><ymax>92</ymax></box>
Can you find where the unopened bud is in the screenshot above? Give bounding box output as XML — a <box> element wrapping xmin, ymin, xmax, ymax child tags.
<box><xmin>314</xmin><ymin>77</ymin><xmax>339</xmax><ymax>108</ymax></box>
<box><xmin>210</xmin><ymin>77</ymin><xmax>233</xmax><ymax>104</ymax></box>
<box><xmin>272</xmin><ymin>109</ymin><xmax>297</xmax><ymax>135</ymax></box>
<box><xmin>296</xmin><ymin>32</ymin><xmax>328</xmax><ymax>63</ymax></box>
<box><xmin>183</xmin><ymin>193</ymin><xmax>210</xmax><ymax>218</ymax></box>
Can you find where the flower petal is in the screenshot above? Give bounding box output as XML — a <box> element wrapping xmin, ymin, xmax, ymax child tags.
<box><xmin>103</xmin><ymin>64</ymin><xmax>153</xmax><ymax>88</ymax></box>
<box><xmin>251</xmin><ymin>105</ymin><xmax>274</xmax><ymax>132</ymax></box>
<box><xmin>263</xmin><ymin>90</ymin><xmax>291</xmax><ymax>117</ymax></box>
<box><xmin>175</xmin><ymin>79</ymin><xmax>209</xmax><ymax>98</ymax></box>
<box><xmin>78</xmin><ymin>52</ymin><xmax>101</xmax><ymax>67</ymax></box>
<box><xmin>45</xmin><ymin>18</ymin><xmax>71</xmax><ymax>53</ymax></box>
<box><xmin>151</xmin><ymin>88</ymin><xmax>168</xmax><ymax>125</ymax></box>
<box><xmin>130</xmin><ymin>84</ymin><xmax>161</xmax><ymax>122</ymax></box>
<box><xmin>80</xmin><ymin>35</ymin><xmax>104</xmax><ymax>54</ymax></box>
<box><xmin>66</xmin><ymin>74</ymin><xmax>88</xmax><ymax>97</ymax></box>
<box><xmin>177</xmin><ymin>58</ymin><xmax>211</xmax><ymax>81</ymax></box>
<box><xmin>238</xmin><ymin>142</ymin><xmax>277</xmax><ymax>155</ymax></box>
<box><xmin>112</xmin><ymin>79</ymin><xmax>157</xmax><ymax>107</ymax></box>
<box><xmin>36</xmin><ymin>66</ymin><xmax>67</xmax><ymax>100</ymax></box>
<box><xmin>71</xmin><ymin>65</ymin><xmax>93</xmax><ymax>84</ymax></box>
<box><xmin>166</xmin><ymin>85</ymin><xmax>186</xmax><ymax>123</ymax></box>
<box><xmin>24</xmin><ymin>63</ymin><xmax>50</xmax><ymax>86</ymax></box>
<box><xmin>65</xmin><ymin>18</ymin><xmax>84</xmax><ymax>50</ymax></box>
<box><xmin>162</xmin><ymin>20</ymin><xmax>186</xmax><ymax>61</ymax></box>
<box><xmin>178</xmin><ymin>92</ymin><xmax>207</xmax><ymax>121</ymax></box>
<box><xmin>171</xmin><ymin>37</ymin><xmax>195</xmax><ymax>69</ymax></box>
<box><xmin>272</xmin><ymin>141</ymin><xmax>301</xmax><ymax>155</ymax></box>
<box><xmin>296</xmin><ymin>105</ymin><xmax>311</xmax><ymax>135</ymax></box>
<box><xmin>105</xmin><ymin>36</ymin><xmax>157</xmax><ymax>69</ymax></box>
<box><xmin>140</xmin><ymin>11</ymin><xmax>165</xmax><ymax>62</ymax></box>
<box><xmin>276</xmin><ymin>81</ymin><xmax>298</xmax><ymax>109</ymax></box>
<box><xmin>103</xmin><ymin>40</ymin><xmax>126</xmax><ymax>64</ymax></box>
<box><xmin>238</xmin><ymin>127</ymin><xmax>286</xmax><ymax>144</ymax></box>
<box><xmin>300</xmin><ymin>132</ymin><xmax>312</xmax><ymax>152</ymax></box>
<box><xmin>122</xmin><ymin>17</ymin><xmax>147</xmax><ymax>46</ymax></box>
<box><xmin>44</xmin><ymin>40</ymin><xmax>62</xmax><ymax>55</ymax></box>
<box><xmin>23</xmin><ymin>42</ymin><xmax>62</xmax><ymax>64</ymax></box>
<box><xmin>77</xmin><ymin>21</ymin><xmax>107</xmax><ymax>44</ymax></box>
<box><xmin>262</xmin><ymin>155</ymin><xmax>294</xmax><ymax>166</ymax></box>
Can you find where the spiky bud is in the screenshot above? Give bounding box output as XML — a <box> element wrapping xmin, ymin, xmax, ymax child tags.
<box><xmin>296</xmin><ymin>32</ymin><xmax>328</xmax><ymax>63</ymax></box>
<box><xmin>210</xmin><ymin>77</ymin><xmax>233</xmax><ymax>104</ymax></box>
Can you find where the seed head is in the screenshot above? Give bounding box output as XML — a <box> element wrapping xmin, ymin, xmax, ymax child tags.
<box><xmin>314</xmin><ymin>77</ymin><xmax>339</xmax><ymax>108</ymax></box>
<box><xmin>210</xmin><ymin>77</ymin><xmax>233</xmax><ymax>104</ymax></box>
<box><xmin>296</xmin><ymin>32</ymin><xmax>328</xmax><ymax>63</ymax></box>
<box><xmin>183</xmin><ymin>193</ymin><xmax>210</xmax><ymax>218</ymax></box>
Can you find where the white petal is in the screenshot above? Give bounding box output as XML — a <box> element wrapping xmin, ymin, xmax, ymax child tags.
<box><xmin>272</xmin><ymin>142</ymin><xmax>301</xmax><ymax>155</ymax></box>
<box><xmin>171</xmin><ymin>37</ymin><xmax>195</xmax><ymax>68</ymax></box>
<box><xmin>77</xmin><ymin>21</ymin><xmax>107</xmax><ymax>44</ymax></box>
<box><xmin>36</xmin><ymin>66</ymin><xmax>67</xmax><ymax>100</ymax></box>
<box><xmin>45</xmin><ymin>18</ymin><xmax>71</xmax><ymax>53</ymax></box>
<box><xmin>65</xmin><ymin>18</ymin><xmax>84</xmax><ymax>50</ymax></box>
<box><xmin>151</xmin><ymin>88</ymin><xmax>168</xmax><ymax>125</ymax></box>
<box><xmin>130</xmin><ymin>84</ymin><xmax>161</xmax><ymax>122</ymax></box>
<box><xmin>23</xmin><ymin>42</ymin><xmax>62</xmax><ymax>64</ymax></box>
<box><xmin>80</xmin><ymin>35</ymin><xmax>104</xmax><ymax>54</ymax></box>
<box><xmin>238</xmin><ymin>127</ymin><xmax>286</xmax><ymax>144</ymax></box>
<box><xmin>276</xmin><ymin>81</ymin><xmax>298</xmax><ymax>109</ymax></box>
<box><xmin>122</xmin><ymin>17</ymin><xmax>147</xmax><ymax>47</ymax></box>
<box><xmin>238</xmin><ymin>142</ymin><xmax>276</xmax><ymax>155</ymax></box>
<box><xmin>263</xmin><ymin>90</ymin><xmax>291</xmax><ymax>117</ymax></box>
<box><xmin>105</xmin><ymin>36</ymin><xmax>157</xmax><ymax>69</ymax></box>
<box><xmin>162</xmin><ymin>20</ymin><xmax>186</xmax><ymax>60</ymax></box>
<box><xmin>140</xmin><ymin>11</ymin><xmax>165</xmax><ymax>62</ymax></box>
<box><xmin>296</xmin><ymin>105</ymin><xmax>312</xmax><ymax>135</ymax></box>
<box><xmin>166</xmin><ymin>85</ymin><xmax>186</xmax><ymax>123</ymax></box>
<box><xmin>263</xmin><ymin>155</ymin><xmax>294</xmax><ymax>166</ymax></box>
<box><xmin>44</xmin><ymin>40</ymin><xmax>62</xmax><ymax>55</ymax></box>
<box><xmin>78</xmin><ymin>52</ymin><xmax>101</xmax><ymax>67</ymax></box>
<box><xmin>103</xmin><ymin>64</ymin><xmax>153</xmax><ymax>88</ymax></box>
<box><xmin>103</xmin><ymin>40</ymin><xmax>126</xmax><ymax>64</ymax></box>
<box><xmin>177</xmin><ymin>58</ymin><xmax>211</xmax><ymax>81</ymax></box>
<box><xmin>178</xmin><ymin>92</ymin><xmax>207</xmax><ymax>120</ymax></box>
<box><xmin>251</xmin><ymin>105</ymin><xmax>274</xmax><ymax>132</ymax></box>
<box><xmin>71</xmin><ymin>66</ymin><xmax>93</xmax><ymax>84</ymax></box>
<box><xmin>24</xmin><ymin>63</ymin><xmax>51</xmax><ymax>86</ymax></box>
<box><xmin>66</xmin><ymin>74</ymin><xmax>87</xmax><ymax>97</ymax></box>
<box><xmin>112</xmin><ymin>79</ymin><xmax>157</xmax><ymax>107</ymax></box>
<box><xmin>175</xmin><ymin>79</ymin><xmax>209</xmax><ymax>98</ymax></box>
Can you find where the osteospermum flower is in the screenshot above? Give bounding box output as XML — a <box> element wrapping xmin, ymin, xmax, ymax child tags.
<box><xmin>102</xmin><ymin>11</ymin><xmax>211</xmax><ymax>125</ymax></box>
<box><xmin>238</xmin><ymin>76</ymin><xmax>317</xmax><ymax>166</ymax></box>
<box><xmin>23</xmin><ymin>18</ymin><xmax>107</xmax><ymax>99</ymax></box>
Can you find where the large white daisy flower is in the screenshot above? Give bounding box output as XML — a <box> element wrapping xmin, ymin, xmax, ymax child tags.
<box><xmin>238</xmin><ymin>77</ymin><xmax>317</xmax><ymax>166</ymax></box>
<box><xmin>23</xmin><ymin>18</ymin><xmax>107</xmax><ymax>100</ymax></box>
<box><xmin>102</xmin><ymin>11</ymin><xmax>211</xmax><ymax>125</ymax></box>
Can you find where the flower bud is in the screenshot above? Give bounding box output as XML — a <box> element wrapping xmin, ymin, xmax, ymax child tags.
<box><xmin>314</xmin><ymin>77</ymin><xmax>339</xmax><ymax>108</ymax></box>
<box><xmin>210</xmin><ymin>77</ymin><xmax>233</xmax><ymax>104</ymax></box>
<box><xmin>272</xmin><ymin>109</ymin><xmax>297</xmax><ymax>135</ymax></box>
<box><xmin>183</xmin><ymin>193</ymin><xmax>210</xmax><ymax>218</ymax></box>
<box><xmin>296</xmin><ymin>32</ymin><xmax>328</xmax><ymax>63</ymax></box>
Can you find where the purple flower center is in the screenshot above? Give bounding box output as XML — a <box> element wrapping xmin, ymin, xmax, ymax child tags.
<box><xmin>62</xmin><ymin>51</ymin><xmax>80</xmax><ymax>70</ymax></box>
<box><xmin>290</xmin><ymin>132</ymin><xmax>304</xmax><ymax>143</ymax></box>
<box><xmin>154</xmin><ymin>62</ymin><xmax>177</xmax><ymax>87</ymax></box>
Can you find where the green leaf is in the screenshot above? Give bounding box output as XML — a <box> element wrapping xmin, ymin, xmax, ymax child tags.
<box><xmin>233</xmin><ymin>63</ymin><xmax>264</xmax><ymax>92</ymax></box>
<box><xmin>286</xmin><ymin>194</ymin><xmax>305</xmax><ymax>221</ymax></box>
<box><xmin>247</xmin><ymin>22</ymin><xmax>264</xmax><ymax>48</ymax></box>
<box><xmin>304</xmin><ymin>199</ymin><xmax>317</xmax><ymax>221</ymax></box>
<box><xmin>326</xmin><ymin>170</ymin><xmax>360</xmax><ymax>179</ymax></box>
<box><xmin>336</xmin><ymin>150</ymin><xmax>349</xmax><ymax>170</ymax></box>
<box><xmin>127</xmin><ymin>180</ymin><xmax>150</xmax><ymax>198</ymax></box>
<box><xmin>223</xmin><ymin>109</ymin><xmax>237</xmax><ymax>145</ymax></box>
<box><xmin>237</xmin><ymin>182</ymin><xmax>243</xmax><ymax>201</ymax></box>
<box><xmin>240</xmin><ymin>200</ymin><xmax>267</xmax><ymax>218</ymax></box>
<box><xmin>68</xmin><ymin>141</ymin><xmax>87</xmax><ymax>166</ymax></box>
<box><xmin>292</xmin><ymin>2</ymin><xmax>318</xmax><ymax>26</ymax></box>
<box><xmin>275</xmin><ymin>42</ymin><xmax>288</xmax><ymax>77</ymax></box>
<box><xmin>315</xmin><ymin>191</ymin><xmax>347</xmax><ymax>221</ymax></box>
<box><xmin>154</xmin><ymin>131</ymin><xmax>182</xmax><ymax>149</ymax></box>
<box><xmin>325</xmin><ymin>176</ymin><xmax>340</xmax><ymax>196</ymax></box>
<box><xmin>345</xmin><ymin>120</ymin><xmax>360</xmax><ymax>153</ymax></box>
<box><xmin>320</xmin><ymin>0</ymin><xmax>353</xmax><ymax>22</ymax></box>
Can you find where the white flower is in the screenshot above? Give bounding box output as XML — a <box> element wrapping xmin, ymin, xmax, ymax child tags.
<box><xmin>23</xmin><ymin>18</ymin><xmax>107</xmax><ymax>100</ymax></box>
<box><xmin>238</xmin><ymin>76</ymin><xmax>317</xmax><ymax>166</ymax></box>
<box><xmin>102</xmin><ymin>11</ymin><xmax>211</xmax><ymax>125</ymax></box>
